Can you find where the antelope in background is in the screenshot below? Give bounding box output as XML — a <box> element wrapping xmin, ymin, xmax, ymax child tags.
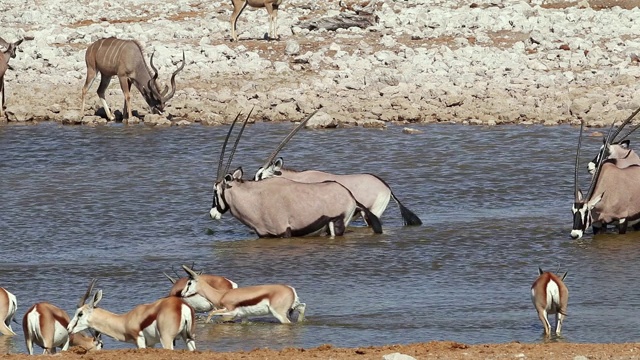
<box><xmin>253</xmin><ymin>114</ymin><xmax>422</xmax><ymax>227</ymax></box>
<box><xmin>0</xmin><ymin>287</ymin><xmax>17</xmax><ymax>336</ymax></box>
<box><xmin>0</xmin><ymin>37</ymin><xmax>23</xmax><ymax>119</ymax></box>
<box><xmin>531</xmin><ymin>268</ymin><xmax>568</xmax><ymax>337</ymax></box>
<box><xmin>210</xmin><ymin>110</ymin><xmax>383</xmax><ymax>237</ymax></box>
<box><xmin>164</xmin><ymin>268</ymin><xmax>238</xmax><ymax>313</ymax></box>
<box><xmin>181</xmin><ymin>265</ymin><xmax>305</xmax><ymax>324</ymax></box>
<box><xmin>67</xmin><ymin>279</ymin><xmax>196</xmax><ymax>351</ymax></box>
<box><xmin>587</xmin><ymin>107</ymin><xmax>640</xmax><ymax>174</ymax></box>
<box><xmin>230</xmin><ymin>0</ymin><xmax>282</xmax><ymax>41</ymax></box>
<box><xmin>23</xmin><ymin>302</ymin><xmax>103</xmax><ymax>354</ymax></box>
<box><xmin>81</xmin><ymin>37</ymin><xmax>185</xmax><ymax>121</ymax></box>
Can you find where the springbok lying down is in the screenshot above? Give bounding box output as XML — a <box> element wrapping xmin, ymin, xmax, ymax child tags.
<box><xmin>0</xmin><ymin>38</ymin><xmax>23</xmax><ymax>119</ymax></box>
<box><xmin>531</xmin><ymin>268</ymin><xmax>568</xmax><ymax>337</ymax></box>
<box><xmin>81</xmin><ymin>37</ymin><xmax>185</xmax><ymax>121</ymax></box>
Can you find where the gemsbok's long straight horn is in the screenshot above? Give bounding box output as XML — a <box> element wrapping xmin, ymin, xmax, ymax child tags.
<box><xmin>574</xmin><ymin>120</ymin><xmax>584</xmax><ymax>202</ymax></box>
<box><xmin>606</xmin><ymin>105</ymin><xmax>640</xmax><ymax>144</ymax></box>
<box><xmin>259</xmin><ymin>109</ymin><xmax>320</xmax><ymax>170</ymax></box>
<box><xmin>221</xmin><ymin>107</ymin><xmax>254</xmax><ymax>177</ymax></box>
<box><xmin>216</xmin><ymin>112</ymin><xmax>245</xmax><ymax>181</ymax></box>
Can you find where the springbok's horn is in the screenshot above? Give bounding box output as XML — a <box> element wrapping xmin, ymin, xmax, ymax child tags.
<box><xmin>182</xmin><ymin>264</ymin><xmax>198</xmax><ymax>279</ymax></box>
<box><xmin>260</xmin><ymin>109</ymin><xmax>320</xmax><ymax>169</ymax></box>
<box><xmin>222</xmin><ymin>106</ymin><xmax>254</xmax><ymax>177</ymax></box>
<box><xmin>77</xmin><ymin>278</ymin><xmax>97</xmax><ymax>308</ymax></box>
<box><xmin>162</xmin><ymin>51</ymin><xmax>185</xmax><ymax>103</ymax></box>
<box><xmin>216</xmin><ymin>112</ymin><xmax>244</xmax><ymax>181</ymax></box>
<box><xmin>607</xmin><ymin>106</ymin><xmax>640</xmax><ymax>144</ymax></box>
<box><xmin>163</xmin><ymin>272</ymin><xmax>177</xmax><ymax>284</ymax></box>
<box><xmin>574</xmin><ymin>120</ymin><xmax>584</xmax><ymax>201</ymax></box>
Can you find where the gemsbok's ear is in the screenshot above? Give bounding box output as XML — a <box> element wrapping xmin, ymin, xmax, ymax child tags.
<box><xmin>577</xmin><ymin>189</ymin><xmax>584</xmax><ymax>202</ymax></box>
<box><xmin>620</xmin><ymin>140</ymin><xmax>631</xmax><ymax>149</ymax></box>
<box><xmin>232</xmin><ymin>167</ymin><xmax>243</xmax><ymax>180</ymax></box>
<box><xmin>274</xmin><ymin>158</ymin><xmax>284</xmax><ymax>170</ymax></box>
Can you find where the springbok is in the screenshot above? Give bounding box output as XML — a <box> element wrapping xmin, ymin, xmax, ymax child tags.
<box><xmin>0</xmin><ymin>38</ymin><xmax>23</xmax><ymax>119</ymax></box>
<box><xmin>229</xmin><ymin>0</ymin><xmax>282</xmax><ymax>41</ymax></box>
<box><xmin>81</xmin><ymin>37</ymin><xmax>185</xmax><ymax>121</ymax></box>
<box><xmin>67</xmin><ymin>279</ymin><xmax>196</xmax><ymax>351</ymax></box>
<box><xmin>164</xmin><ymin>270</ymin><xmax>238</xmax><ymax>313</ymax></box>
<box><xmin>253</xmin><ymin>114</ymin><xmax>422</xmax><ymax>227</ymax></box>
<box><xmin>0</xmin><ymin>287</ymin><xmax>17</xmax><ymax>336</ymax></box>
<box><xmin>180</xmin><ymin>265</ymin><xmax>305</xmax><ymax>324</ymax></box>
<box><xmin>211</xmin><ymin>110</ymin><xmax>383</xmax><ymax>237</ymax></box>
<box><xmin>22</xmin><ymin>302</ymin><xmax>103</xmax><ymax>354</ymax></box>
<box><xmin>572</xmin><ymin>121</ymin><xmax>640</xmax><ymax>239</ymax></box>
<box><xmin>531</xmin><ymin>268</ymin><xmax>568</xmax><ymax>337</ymax></box>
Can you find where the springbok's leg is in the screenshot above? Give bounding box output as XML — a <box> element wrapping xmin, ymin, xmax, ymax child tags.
<box><xmin>555</xmin><ymin>312</ymin><xmax>563</xmax><ymax>335</ymax></box>
<box><xmin>159</xmin><ymin>333</ymin><xmax>174</xmax><ymax>350</ymax></box>
<box><xmin>96</xmin><ymin>75</ymin><xmax>114</xmax><ymax>120</ymax></box>
<box><xmin>230</xmin><ymin>0</ymin><xmax>249</xmax><ymax>41</ymax></box>
<box><xmin>268</xmin><ymin>306</ymin><xmax>291</xmax><ymax>324</ymax></box>
<box><xmin>80</xmin><ymin>66</ymin><xmax>97</xmax><ymax>117</ymax></box>
<box><xmin>296</xmin><ymin>303</ymin><xmax>306</xmax><ymax>322</ymax></box>
<box><xmin>538</xmin><ymin>309</ymin><xmax>551</xmax><ymax>336</ymax></box>
<box><xmin>118</xmin><ymin>76</ymin><xmax>133</xmax><ymax>119</ymax></box>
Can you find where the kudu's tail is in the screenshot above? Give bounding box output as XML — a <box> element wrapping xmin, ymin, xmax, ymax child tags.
<box><xmin>357</xmin><ymin>201</ymin><xmax>383</xmax><ymax>234</ymax></box>
<box><xmin>391</xmin><ymin>192</ymin><xmax>422</xmax><ymax>226</ymax></box>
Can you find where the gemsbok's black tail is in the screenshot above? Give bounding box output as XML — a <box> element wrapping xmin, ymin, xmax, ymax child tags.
<box><xmin>392</xmin><ymin>192</ymin><xmax>422</xmax><ymax>226</ymax></box>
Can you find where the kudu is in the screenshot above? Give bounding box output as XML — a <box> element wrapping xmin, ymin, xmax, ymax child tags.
<box><xmin>81</xmin><ymin>37</ymin><xmax>185</xmax><ymax>121</ymax></box>
<box><xmin>0</xmin><ymin>38</ymin><xmax>23</xmax><ymax>119</ymax></box>
<box><xmin>181</xmin><ymin>265</ymin><xmax>305</xmax><ymax>324</ymax></box>
<box><xmin>253</xmin><ymin>114</ymin><xmax>422</xmax><ymax>227</ymax></box>
<box><xmin>23</xmin><ymin>302</ymin><xmax>103</xmax><ymax>354</ymax></box>
<box><xmin>230</xmin><ymin>0</ymin><xmax>283</xmax><ymax>41</ymax></box>
<box><xmin>587</xmin><ymin>106</ymin><xmax>640</xmax><ymax>174</ymax></box>
<box><xmin>531</xmin><ymin>268</ymin><xmax>568</xmax><ymax>337</ymax></box>
<box><xmin>571</xmin><ymin>121</ymin><xmax>640</xmax><ymax>239</ymax></box>
<box><xmin>164</xmin><ymin>269</ymin><xmax>238</xmax><ymax>313</ymax></box>
<box><xmin>0</xmin><ymin>287</ymin><xmax>17</xmax><ymax>336</ymax></box>
<box><xmin>68</xmin><ymin>279</ymin><xmax>196</xmax><ymax>351</ymax></box>
<box><xmin>211</xmin><ymin>110</ymin><xmax>383</xmax><ymax>237</ymax></box>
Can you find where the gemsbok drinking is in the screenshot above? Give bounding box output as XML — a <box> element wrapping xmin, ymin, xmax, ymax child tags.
<box><xmin>253</xmin><ymin>113</ymin><xmax>422</xmax><ymax>227</ymax></box>
<box><xmin>181</xmin><ymin>265</ymin><xmax>305</xmax><ymax>324</ymax></box>
<box><xmin>229</xmin><ymin>0</ymin><xmax>283</xmax><ymax>41</ymax></box>
<box><xmin>23</xmin><ymin>302</ymin><xmax>103</xmax><ymax>354</ymax></box>
<box><xmin>80</xmin><ymin>37</ymin><xmax>185</xmax><ymax>121</ymax></box>
<box><xmin>531</xmin><ymin>268</ymin><xmax>568</xmax><ymax>337</ymax></box>
<box><xmin>164</xmin><ymin>270</ymin><xmax>238</xmax><ymax>313</ymax></box>
<box><xmin>67</xmin><ymin>279</ymin><xmax>197</xmax><ymax>351</ymax></box>
<box><xmin>210</xmin><ymin>110</ymin><xmax>383</xmax><ymax>237</ymax></box>
<box><xmin>0</xmin><ymin>38</ymin><xmax>23</xmax><ymax>119</ymax></box>
<box><xmin>0</xmin><ymin>287</ymin><xmax>17</xmax><ymax>336</ymax></box>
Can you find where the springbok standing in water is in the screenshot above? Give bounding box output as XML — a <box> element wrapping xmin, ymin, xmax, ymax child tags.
<box><xmin>0</xmin><ymin>38</ymin><xmax>23</xmax><ymax>119</ymax></box>
<box><xmin>531</xmin><ymin>268</ymin><xmax>568</xmax><ymax>337</ymax></box>
<box><xmin>229</xmin><ymin>0</ymin><xmax>283</xmax><ymax>41</ymax></box>
<box><xmin>81</xmin><ymin>37</ymin><xmax>185</xmax><ymax>121</ymax></box>
<box><xmin>0</xmin><ymin>287</ymin><xmax>17</xmax><ymax>336</ymax></box>
<box><xmin>23</xmin><ymin>302</ymin><xmax>103</xmax><ymax>354</ymax></box>
<box><xmin>164</xmin><ymin>270</ymin><xmax>238</xmax><ymax>313</ymax></box>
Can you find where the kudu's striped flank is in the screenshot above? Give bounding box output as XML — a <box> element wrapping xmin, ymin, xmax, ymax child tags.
<box><xmin>531</xmin><ymin>268</ymin><xmax>568</xmax><ymax>337</ymax></box>
<box><xmin>0</xmin><ymin>38</ymin><xmax>23</xmax><ymax>119</ymax></box>
<box><xmin>0</xmin><ymin>287</ymin><xmax>17</xmax><ymax>336</ymax></box>
<box><xmin>81</xmin><ymin>37</ymin><xmax>185</xmax><ymax>121</ymax></box>
<box><xmin>164</xmin><ymin>270</ymin><xmax>238</xmax><ymax>313</ymax></box>
<box><xmin>230</xmin><ymin>0</ymin><xmax>283</xmax><ymax>41</ymax></box>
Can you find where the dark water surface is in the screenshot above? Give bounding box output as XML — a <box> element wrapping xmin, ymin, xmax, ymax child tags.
<box><xmin>1</xmin><ymin>122</ymin><xmax>639</xmax><ymax>353</ymax></box>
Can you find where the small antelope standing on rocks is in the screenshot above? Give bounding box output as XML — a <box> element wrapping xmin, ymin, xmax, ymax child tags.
<box><xmin>81</xmin><ymin>37</ymin><xmax>185</xmax><ymax>121</ymax></box>
<box><xmin>23</xmin><ymin>302</ymin><xmax>103</xmax><ymax>354</ymax></box>
<box><xmin>0</xmin><ymin>38</ymin><xmax>23</xmax><ymax>119</ymax></box>
<box><xmin>531</xmin><ymin>268</ymin><xmax>568</xmax><ymax>337</ymax></box>
<box><xmin>0</xmin><ymin>287</ymin><xmax>17</xmax><ymax>336</ymax></box>
<box><xmin>164</xmin><ymin>270</ymin><xmax>238</xmax><ymax>313</ymax></box>
<box><xmin>230</xmin><ymin>0</ymin><xmax>283</xmax><ymax>41</ymax></box>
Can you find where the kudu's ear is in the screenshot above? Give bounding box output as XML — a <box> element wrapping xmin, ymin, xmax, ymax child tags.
<box><xmin>538</xmin><ymin>267</ymin><xmax>543</xmax><ymax>275</ymax></box>
<box><xmin>232</xmin><ymin>167</ymin><xmax>243</xmax><ymax>180</ymax></box>
<box><xmin>588</xmin><ymin>192</ymin><xmax>604</xmax><ymax>209</ymax></box>
<box><xmin>620</xmin><ymin>140</ymin><xmax>631</xmax><ymax>149</ymax></box>
<box><xmin>274</xmin><ymin>157</ymin><xmax>284</xmax><ymax>170</ymax></box>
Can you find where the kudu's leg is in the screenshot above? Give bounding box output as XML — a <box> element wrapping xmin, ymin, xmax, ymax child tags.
<box><xmin>230</xmin><ymin>0</ymin><xmax>249</xmax><ymax>41</ymax></box>
<box><xmin>80</xmin><ymin>67</ymin><xmax>97</xmax><ymax>117</ymax></box>
<box><xmin>96</xmin><ymin>75</ymin><xmax>115</xmax><ymax>120</ymax></box>
<box><xmin>118</xmin><ymin>76</ymin><xmax>133</xmax><ymax>119</ymax></box>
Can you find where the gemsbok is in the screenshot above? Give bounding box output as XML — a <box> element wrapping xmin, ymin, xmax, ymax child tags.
<box><xmin>587</xmin><ymin>106</ymin><xmax>640</xmax><ymax>173</ymax></box>
<box><xmin>0</xmin><ymin>38</ymin><xmax>23</xmax><ymax>119</ymax></box>
<box><xmin>531</xmin><ymin>268</ymin><xmax>568</xmax><ymax>337</ymax></box>
<box><xmin>80</xmin><ymin>37</ymin><xmax>185</xmax><ymax>121</ymax></box>
<box><xmin>253</xmin><ymin>114</ymin><xmax>422</xmax><ymax>227</ymax></box>
<box><xmin>229</xmin><ymin>0</ymin><xmax>283</xmax><ymax>41</ymax></box>
<box><xmin>0</xmin><ymin>287</ymin><xmax>17</xmax><ymax>336</ymax></box>
<box><xmin>181</xmin><ymin>265</ymin><xmax>305</xmax><ymax>324</ymax></box>
<box><xmin>164</xmin><ymin>270</ymin><xmax>238</xmax><ymax>313</ymax></box>
<box><xmin>571</xmin><ymin>121</ymin><xmax>640</xmax><ymax>239</ymax></box>
<box><xmin>210</xmin><ymin>110</ymin><xmax>383</xmax><ymax>237</ymax></box>
<box><xmin>22</xmin><ymin>302</ymin><xmax>103</xmax><ymax>354</ymax></box>
<box><xmin>67</xmin><ymin>279</ymin><xmax>197</xmax><ymax>351</ymax></box>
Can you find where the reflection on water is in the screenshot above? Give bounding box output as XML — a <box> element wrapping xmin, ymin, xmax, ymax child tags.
<box><xmin>2</xmin><ymin>122</ymin><xmax>640</xmax><ymax>353</ymax></box>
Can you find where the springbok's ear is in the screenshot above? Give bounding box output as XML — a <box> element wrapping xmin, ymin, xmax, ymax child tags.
<box><xmin>538</xmin><ymin>267</ymin><xmax>543</xmax><ymax>275</ymax></box>
<box><xmin>587</xmin><ymin>192</ymin><xmax>604</xmax><ymax>209</ymax></box>
<box><xmin>620</xmin><ymin>140</ymin><xmax>631</xmax><ymax>149</ymax></box>
<box><xmin>274</xmin><ymin>158</ymin><xmax>284</xmax><ymax>170</ymax></box>
<box><xmin>561</xmin><ymin>272</ymin><xmax>568</xmax><ymax>281</ymax></box>
<box><xmin>577</xmin><ymin>189</ymin><xmax>584</xmax><ymax>202</ymax></box>
<box><xmin>91</xmin><ymin>290</ymin><xmax>103</xmax><ymax>308</ymax></box>
<box><xmin>232</xmin><ymin>167</ymin><xmax>243</xmax><ymax>180</ymax></box>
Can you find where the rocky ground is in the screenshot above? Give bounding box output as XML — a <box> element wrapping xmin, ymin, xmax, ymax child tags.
<box><xmin>2</xmin><ymin>0</ymin><xmax>640</xmax><ymax>127</ymax></box>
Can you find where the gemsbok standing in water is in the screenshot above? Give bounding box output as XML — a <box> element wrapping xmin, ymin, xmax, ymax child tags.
<box><xmin>0</xmin><ymin>287</ymin><xmax>17</xmax><ymax>336</ymax></box>
<box><xmin>253</xmin><ymin>113</ymin><xmax>422</xmax><ymax>227</ymax></box>
<box><xmin>210</xmin><ymin>110</ymin><xmax>383</xmax><ymax>237</ymax></box>
<box><xmin>67</xmin><ymin>279</ymin><xmax>196</xmax><ymax>351</ymax></box>
<box><xmin>587</xmin><ymin>106</ymin><xmax>640</xmax><ymax>174</ymax></box>
<box><xmin>531</xmin><ymin>268</ymin><xmax>568</xmax><ymax>337</ymax></box>
<box><xmin>164</xmin><ymin>269</ymin><xmax>238</xmax><ymax>313</ymax></box>
<box><xmin>0</xmin><ymin>37</ymin><xmax>23</xmax><ymax>119</ymax></box>
<box><xmin>81</xmin><ymin>37</ymin><xmax>185</xmax><ymax>121</ymax></box>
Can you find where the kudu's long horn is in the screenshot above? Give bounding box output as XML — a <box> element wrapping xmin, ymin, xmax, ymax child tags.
<box><xmin>260</xmin><ymin>109</ymin><xmax>320</xmax><ymax>169</ymax></box>
<box><xmin>162</xmin><ymin>51</ymin><xmax>186</xmax><ymax>103</ymax></box>
<box><xmin>148</xmin><ymin>51</ymin><xmax>163</xmax><ymax>100</ymax></box>
<box><xmin>575</xmin><ymin>120</ymin><xmax>584</xmax><ymax>201</ymax></box>
<box><xmin>77</xmin><ymin>278</ymin><xmax>97</xmax><ymax>308</ymax></box>
<box><xmin>216</xmin><ymin>112</ymin><xmax>244</xmax><ymax>181</ymax></box>
<box><xmin>222</xmin><ymin>106</ymin><xmax>254</xmax><ymax>177</ymax></box>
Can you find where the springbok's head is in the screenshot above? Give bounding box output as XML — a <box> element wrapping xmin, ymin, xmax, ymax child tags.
<box><xmin>68</xmin><ymin>279</ymin><xmax>100</xmax><ymax>335</ymax></box>
<box><xmin>210</xmin><ymin>110</ymin><xmax>253</xmax><ymax>220</ymax></box>
<box><xmin>142</xmin><ymin>51</ymin><xmax>185</xmax><ymax>115</ymax></box>
<box><xmin>180</xmin><ymin>265</ymin><xmax>202</xmax><ymax>298</ymax></box>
